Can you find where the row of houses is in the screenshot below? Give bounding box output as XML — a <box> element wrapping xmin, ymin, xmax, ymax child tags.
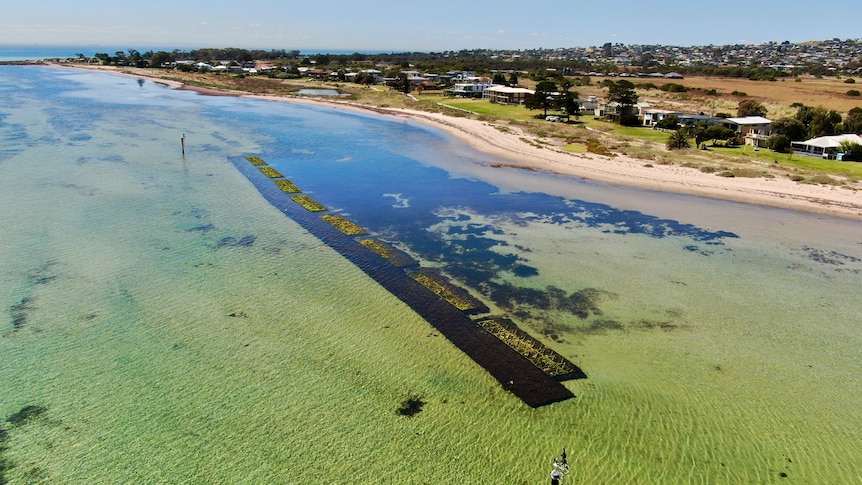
<box><xmin>444</xmin><ymin>81</ymin><xmax>861</xmax><ymax>159</ymax></box>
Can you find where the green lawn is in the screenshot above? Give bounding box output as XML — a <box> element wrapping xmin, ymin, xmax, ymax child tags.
<box><xmin>416</xmin><ymin>95</ymin><xmax>554</xmax><ymax>122</ymax></box>
<box><xmin>707</xmin><ymin>145</ymin><xmax>862</xmax><ymax>178</ymax></box>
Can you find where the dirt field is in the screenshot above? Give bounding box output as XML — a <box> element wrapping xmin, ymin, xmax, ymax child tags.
<box><xmin>579</xmin><ymin>75</ymin><xmax>862</xmax><ymax>119</ymax></box>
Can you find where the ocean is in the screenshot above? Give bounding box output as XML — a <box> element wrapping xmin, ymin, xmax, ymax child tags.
<box><xmin>1</xmin><ymin>65</ymin><xmax>861</xmax><ymax>483</ymax></box>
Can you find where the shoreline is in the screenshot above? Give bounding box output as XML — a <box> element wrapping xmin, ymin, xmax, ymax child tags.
<box><xmin>55</xmin><ymin>64</ymin><xmax>862</xmax><ymax>221</ymax></box>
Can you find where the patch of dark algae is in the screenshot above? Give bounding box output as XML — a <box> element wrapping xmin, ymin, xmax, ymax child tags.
<box><xmin>0</xmin><ymin>425</ymin><xmax>8</xmax><ymax>485</ymax></box>
<box><xmin>1</xmin><ymin>405</ymin><xmax>49</xmax><ymax>484</ymax></box>
<box><xmin>232</xmin><ymin>156</ymin><xmax>582</xmax><ymax>407</ymax></box>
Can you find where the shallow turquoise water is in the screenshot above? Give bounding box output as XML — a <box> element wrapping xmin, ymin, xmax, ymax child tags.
<box><xmin>2</xmin><ymin>66</ymin><xmax>862</xmax><ymax>483</ymax></box>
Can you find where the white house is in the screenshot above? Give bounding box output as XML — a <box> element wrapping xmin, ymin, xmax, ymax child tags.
<box><xmin>721</xmin><ymin>116</ymin><xmax>772</xmax><ymax>146</ymax></box>
<box><xmin>483</xmin><ymin>85</ymin><xmax>534</xmax><ymax>104</ymax></box>
<box><xmin>791</xmin><ymin>134</ymin><xmax>862</xmax><ymax>159</ymax></box>
<box><xmin>641</xmin><ymin>108</ymin><xmax>683</xmax><ymax>127</ymax></box>
<box><xmin>444</xmin><ymin>82</ymin><xmax>494</xmax><ymax>98</ymax></box>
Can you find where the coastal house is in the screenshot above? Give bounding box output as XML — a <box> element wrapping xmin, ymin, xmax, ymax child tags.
<box><xmin>721</xmin><ymin>116</ymin><xmax>772</xmax><ymax>146</ymax></box>
<box><xmin>401</xmin><ymin>70</ymin><xmax>429</xmax><ymax>86</ymax></box>
<box><xmin>577</xmin><ymin>96</ymin><xmax>600</xmax><ymax>113</ymax></box>
<box><xmin>446</xmin><ymin>70</ymin><xmax>479</xmax><ymax>82</ymax></box>
<box><xmin>444</xmin><ymin>82</ymin><xmax>494</xmax><ymax>98</ymax></box>
<box><xmin>677</xmin><ymin>114</ymin><xmax>718</xmax><ymax>127</ymax></box>
<box><xmin>791</xmin><ymin>133</ymin><xmax>862</xmax><ymax>160</ymax></box>
<box><xmin>641</xmin><ymin>108</ymin><xmax>683</xmax><ymax>127</ymax></box>
<box><xmin>484</xmin><ymin>85</ymin><xmax>534</xmax><ymax>104</ymax></box>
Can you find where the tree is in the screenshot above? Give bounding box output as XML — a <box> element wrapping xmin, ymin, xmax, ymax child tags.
<box><xmin>839</xmin><ymin>141</ymin><xmax>862</xmax><ymax>161</ymax></box>
<box><xmin>737</xmin><ymin>99</ymin><xmax>767</xmax><ymax>117</ymax></box>
<box><xmin>666</xmin><ymin>129</ymin><xmax>690</xmax><ymax>150</ymax></box>
<box><xmin>354</xmin><ymin>72</ymin><xmax>374</xmax><ymax>85</ymax></box>
<box><xmin>525</xmin><ymin>79</ymin><xmax>558</xmax><ymax>116</ymax></box>
<box><xmin>127</xmin><ymin>49</ymin><xmax>144</xmax><ymax>67</ymax></box>
<box><xmin>766</xmin><ymin>134</ymin><xmax>791</xmax><ymax>152</ymax></box>
<box><xmin>492</xmin><ymin>73</ymin><xmax>507</xmax><ymax>85</ymax></box>
<box><xmin>808</xmin><ymin>107</ymin><xmax>842</xmax><ymax>138</ymax></box>
<box><xmin>655</xmin><ymin>114</ymin><xmax>680</xmax><ymax>130</ymax></box>
<box><xmin>770</xmin><ymin>117</ymin><xmax>808</xmax><ymax>141</ymax></box>
<box><xmin>559</xmin><ymin>80</ymin><xmax>580</xmax><ymax>117</ymax></box>
<box><xmin>696</xmin><ymin>125</ymin><xmax>736</xmax><ymax>147</ymax></box>
<box><xmin>508</xmin><ymin>72</ymin><xmax>519</xmax><ymax>86</ymax></box>
<box><xmin>844</xmin><ymin>107</ymin><xmax>862</xmax><ymax>134</ymax></box>
<box><xmin>607</xmin><ymin>80</ymin><xmax>639</xmax><ymax>125</ymax></box>
<box><xmin>387</xmin><ymin>73</ymin><xmax>411</xmax><ymax>93</ymax></box>
<box><xmin>795</xmin><ymin>104</ymin><xmax>815</xmax><ymax>127</ymax></box>
<box><xmin>149</xmin><ymin>51</ymin><xmax>173</xmax><ymax>68</ymax></box>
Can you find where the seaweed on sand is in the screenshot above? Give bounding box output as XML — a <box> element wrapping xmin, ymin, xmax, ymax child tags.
<box><xmin>290</xmin><ymin>195</ymin><xmax>327</xmax><ymax>212</ymax></box>
<box><xmin>258</xmin><ymin>166</ymin><xmax>284</xmax><ymax>178</ymax></box>
<box><xmin>477</xmin><ymin>317</ymin><xmax>580</xmax><ymax>378</ymax></box>
<box><xmin>396</xmin><ymin>396</ymin><xmax>425</xmax><ymax>417</ymax></box>
<box><xmin>357</xmin><ymin>238</ymin><xmax>417</xmax><ymax>267</ymax></box>
<box><xmin>273</xmin><ymin>179</ymin><xmax>301</xmax><ymax>194</ymax></box>
<box><xmin>6</xmin><ymin>405</ymin><xmax>46</xmax><ymax>426</ymax></box>
<box><xmin>320</xmin><ymin>214</ymin><xmax>366</xmax><ymax>235</ymax></box>
<box><xmin>10</xmin><ymin>297</ymin><xmax>35</xmax><ymax>330</ymax></box>
<box><xmin>245</xmin><ymin>156</ymin><xmax>267</xmax><ymax>166</ymax></box>
<box><xmin>216</xmin><ymin>235</ymin><xmax>256</xmax><ymax>248</ymax></box>
<box><xmin>409</xmin><ymin>271</ymin><xmax>487</xmax><ymax>313</ymax></box>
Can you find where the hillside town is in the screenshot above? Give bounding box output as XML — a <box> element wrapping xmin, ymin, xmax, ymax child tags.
<box><xmin>464</xmin><ymin>38</ymin><xmax>862</xmax><ymax>74</ymax></box>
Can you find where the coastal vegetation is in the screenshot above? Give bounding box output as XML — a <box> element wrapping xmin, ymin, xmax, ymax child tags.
<box><xmin>290</xmin><ymin>195</ymin><xmax>327</xmax><ymax>212</ymax></box>
<box><xmin>357</xmin><ymin>238</ymin><xmax>417</xmax><ymax>267</ymax></box>
<box><xmin>477</xmin><ymin>317</ymin><xmax>580</xmax><ymax>378</ymax></box>
<box><xmin>409</xmin><ymin>271</ymin><xmax>486</xmax><ymax>313</ymax></box>
<box><xmin>258</xmin><ymin>166</ymin><xmax>283</xmax><ymax>178</ymax></box>
<box><xmin>244</xmin><ymin>155</ymin><xmax>267</xmax><ymax>166</ymax></box>
<box><xmin>273</xmin><ymin>179</ymin><xmax>301</xmax><ymax>194</ymax></box>
<box><xmin>320</xmin><ymin>214</ymin><xmax>366</xmax><ymax>235</ymax></box>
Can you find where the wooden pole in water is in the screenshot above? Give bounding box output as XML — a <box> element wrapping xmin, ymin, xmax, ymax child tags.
<box><xmin>181</xmin><ymin>133</ymin><xmax>185</xmax><ymax>155</ymax></box>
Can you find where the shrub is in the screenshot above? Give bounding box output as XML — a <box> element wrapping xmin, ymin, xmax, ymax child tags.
<box><xmin>767</xmin><ymin>134</ymin><xmax>791</xmax><ymax>152</ymax></box>
<box><xmin>845</xmin><ymin>78</ymin><xmax>856</xmax><ymax>84</ymax></box>
<box><xmin>586</xmin><ymin>138</ymin><xmax>614</xmax><ymax>156</ymax></box>
<box><xmin>731</xmin><ymin>90</ymin><xmax>747</xmax><ymax>96</ymax></box>
<box><xmin>808</xmin><ymin>175</ymin><xmax>841</xmax><ymax>185</ymax></box>
<box><xmin>660</xmin><ymin>83</ymin><xmax>687</xmax><ymax>92</ymax></box>
<box><xmin>665</xmin><ymin>130</ymin><xmax>690</xmax><ymax>150</ymax></box>
<box><xmin>847</xmin><ymin>90</ymin><xmax>861</xmax><ymax>97</ymax></box>
<box><xmin>655</xmin><ymin>114</ymin><xmax>681</xmax><ymax>130</ymax></box>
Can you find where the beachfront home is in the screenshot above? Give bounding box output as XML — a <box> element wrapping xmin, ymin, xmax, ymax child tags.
<box><xmin>791</xmin><ymin>133</ymin><xmax>862</xmax><ymax>160</ymax></box>
<box><xmin>641</xmin><ymin>108</ymin><xmax>683</xmax><ymax>127</ymax></box>
<box><xmin>484</xmin><ymin>85</ymin><xmax>534</xmax><ymax>104</ymax></box>
<box><xmin>444</xmin><ymin>82</ymin><xmax>494</xmax><ymax>98</ymax></box>
<box><xmin>677</xmin><ymin>114</ymin><xmax>717</xmax><ymax>127</ymax></box>
<box><xmin>721</xmin><ymin>116</ymin><xmax>772</xmax><ymax>146</ymax></box>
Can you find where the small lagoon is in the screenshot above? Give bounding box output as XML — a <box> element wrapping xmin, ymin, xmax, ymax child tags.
<box><xmin>1</xmin><ymin>66</ymin><xmax>861</xmax><ymax>483</ymax></box>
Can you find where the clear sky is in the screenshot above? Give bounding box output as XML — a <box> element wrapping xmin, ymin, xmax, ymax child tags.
<box><xmin>2</xmin><ymin>0</ymin><xmax>860</xmax><ymax>52</ymax></box>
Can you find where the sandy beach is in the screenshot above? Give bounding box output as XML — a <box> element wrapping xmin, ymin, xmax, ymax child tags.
<box><xmin>62</xmin><ymin>64</ymin><xmax>862</xmax><ymax>221</ymax></box>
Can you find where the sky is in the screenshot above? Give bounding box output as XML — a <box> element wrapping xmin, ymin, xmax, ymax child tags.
<box><xmin>2</xmin><ymin>0</ymin><xmax>860</xmax><ymax>53</ymax></box>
